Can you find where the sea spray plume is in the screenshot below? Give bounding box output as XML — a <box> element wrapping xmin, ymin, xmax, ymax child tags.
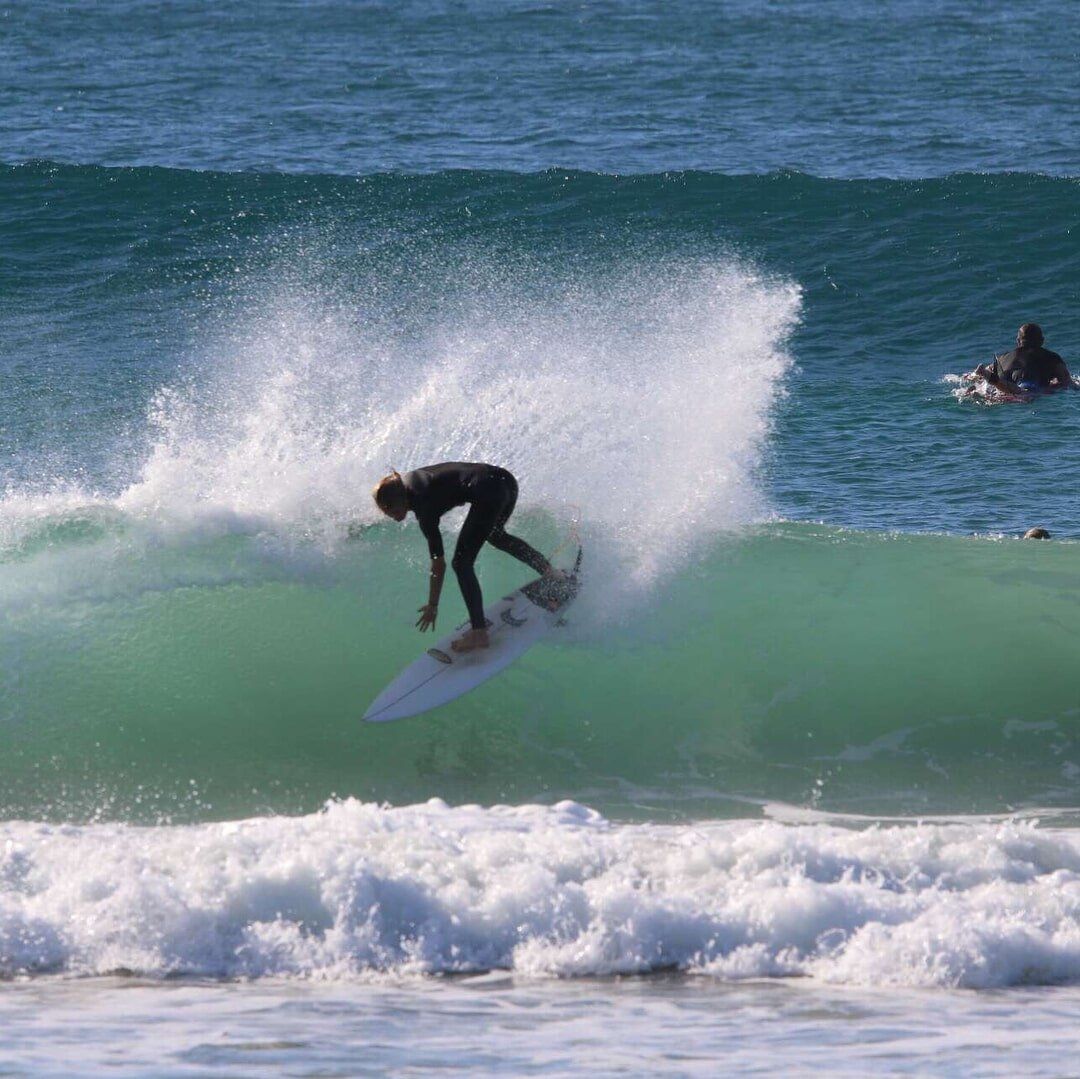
<box><xmin>114</xmin><ymin>256</ymin><xmax>799</xmax><ymax>620</ymax></box>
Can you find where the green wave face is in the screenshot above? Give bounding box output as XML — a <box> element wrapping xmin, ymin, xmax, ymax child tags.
<box><xmin>3</xmin><ymin>522</ymin><xmax>1078</xmax><ymax>822</ymax></box>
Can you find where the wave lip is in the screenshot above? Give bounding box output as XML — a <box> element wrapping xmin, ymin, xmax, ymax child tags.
<box><xmin>4</xmin><ymin>799</ymin><xmax>1080</xmax><ymax>988</ymax></box>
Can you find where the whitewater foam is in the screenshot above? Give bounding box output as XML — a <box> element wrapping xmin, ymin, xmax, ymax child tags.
<box><xmin>4</xmin><ymin>799</ymin><xmax>1080</xmax><ymax>988</ymax></box>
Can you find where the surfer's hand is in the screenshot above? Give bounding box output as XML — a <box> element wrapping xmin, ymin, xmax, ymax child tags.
<box><xmin>416</xmin><ymin>604</ymin><xmax>438</xmax><ymax>632</ymax></box>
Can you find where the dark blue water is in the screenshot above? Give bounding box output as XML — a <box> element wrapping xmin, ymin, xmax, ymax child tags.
<box><xmin>4</xmin><ymin>0</ymin><xmax>1079</xmax><ymax>177</ymax></box>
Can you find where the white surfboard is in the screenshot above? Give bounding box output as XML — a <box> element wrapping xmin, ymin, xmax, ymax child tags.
<box><xmin>363</xmin><ymin>550</ymin><xmax>582</xmax><ymax>723</ymax></box>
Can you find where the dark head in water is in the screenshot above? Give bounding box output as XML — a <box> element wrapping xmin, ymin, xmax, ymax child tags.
<box><xmin>1017</xmin><ymin>323</ymin><xmax>1045</xmax><ymax>348</ymax></box>
<box><xmin>1023</xmin><ymin>527</ymin><xmax>1051</xmax><ymax>540</ymax></box>
<box><xmin>373</xmin><ymin>471</ymin><xmax>408</xmax><ymax>521</ymax></box>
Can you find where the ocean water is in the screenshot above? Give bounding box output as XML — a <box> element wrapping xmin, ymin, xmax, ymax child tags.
<box><xmin>3</xmin><ymin>1</ymin><xmax>1080</xmax><ymax>1074</ymax></box>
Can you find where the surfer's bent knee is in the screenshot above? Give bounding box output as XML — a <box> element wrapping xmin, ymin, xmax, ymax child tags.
<box><xmin>451</xmin><ymin>545</ymin><xmax>479</xmax><ymax>576</ymax></box>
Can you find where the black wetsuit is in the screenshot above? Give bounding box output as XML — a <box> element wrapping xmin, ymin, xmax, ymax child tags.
<box><xmin>993</xmin><ymin>346</ymin><xmax>1071</xmax><ymax>389</ymax></box>
<box><xmin>403</xmin><ymin>462</ymin><xmax>550</xmax><ymax>630</ymax></box>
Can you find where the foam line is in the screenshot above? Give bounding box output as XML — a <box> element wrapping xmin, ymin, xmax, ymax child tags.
<box><xmin>4</xmin><ymin>799</ymin><xmax>1080</xmax><ymax>987</ymax></box>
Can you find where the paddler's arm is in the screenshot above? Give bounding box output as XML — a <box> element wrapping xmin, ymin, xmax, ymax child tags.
<box><xmin>1050</xmin><ymin>356</ymin><xmax>1073</xmax><ymax>389</ymax></box>
<box><xmin>971</xmin><ymin>358</ymin><xmax>1003</xmax><ymax>384</ymax></box>
<box><xmin>415</xmin><ymin>512</ymin><xmax>445</xmax><ymax>632</ymax></box>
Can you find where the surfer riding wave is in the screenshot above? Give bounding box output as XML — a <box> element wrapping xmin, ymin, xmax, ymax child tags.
<box><xmin>373</xmin><ymin>462</ymin><xmax>560</xmax><ymax>653</ymax></box>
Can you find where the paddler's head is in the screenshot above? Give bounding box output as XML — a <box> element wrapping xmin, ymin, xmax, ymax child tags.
<box><xmin>372</xmin><ymin>470</ymin><xmax>408</xmax><ymax>521</ymax></box>
<box><xmin>1017</xmin><ymin>323</ymin><xmax>1044</xmax><ymax>348</ymax></box>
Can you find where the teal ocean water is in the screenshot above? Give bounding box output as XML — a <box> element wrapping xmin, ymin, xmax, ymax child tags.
<box><xmin>3</xmin><ymin>2</ymin><xmax>1080</xmax><ymax>1074</ymax></box>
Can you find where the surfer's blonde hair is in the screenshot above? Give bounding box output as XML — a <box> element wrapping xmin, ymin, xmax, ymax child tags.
<box><xmin>372</xmin><ymin>469</ymin><xmax>405</xmax><ymax>514</ymax></box>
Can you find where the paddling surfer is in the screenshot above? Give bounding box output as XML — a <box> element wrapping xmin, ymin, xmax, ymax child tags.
<box><xmin>972</xmin><ymin>324</ymin><xmax>1073</xmax><ymax>395</ymax></box>
<box><xmin>372</xmin><ymin>462</ymin><xmax>558</xmax><ymax>653</ymax></box>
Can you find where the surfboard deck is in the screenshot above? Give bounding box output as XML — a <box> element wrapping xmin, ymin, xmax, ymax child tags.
<box><xmin>363</xmin><ymin>549</ymin><xmax>582</xmax><ymax>723</ymax></box>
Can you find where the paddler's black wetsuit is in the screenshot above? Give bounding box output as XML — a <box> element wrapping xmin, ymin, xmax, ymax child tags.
<box><xmin>993</xmin><ymin>345</ymin><xmax>1072</xmax><ymax>391</ymax></box>
<box><xmin>403</xmin><ymin>462</ymin><xmax>551</xmax><ymax>630</ymax></box>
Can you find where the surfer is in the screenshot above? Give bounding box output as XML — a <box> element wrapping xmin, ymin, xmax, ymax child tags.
<box><xmin>372</xmin><ymin>462</ymin><xmax>557</xmax><ymax>653</ymax></box>
<box><xmin>971</xmin><ymin>324</ymin><xmax>1072</xmax><ymax>395</ymax></box>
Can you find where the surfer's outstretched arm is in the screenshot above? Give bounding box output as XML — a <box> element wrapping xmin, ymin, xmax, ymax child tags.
<box><xmin>416</xmin><ymin>555</ymin><xmax>445</xmax><ymax>632</ymax></box>
<box><xmin>415</xmin><ymin>517</ymin><xmax>446</xmax><ymax>632</ymax></box>
<box><xmin>371</xmin><ymin>469</ymin><xmax>450</xmax><ymax>633</ymax></box>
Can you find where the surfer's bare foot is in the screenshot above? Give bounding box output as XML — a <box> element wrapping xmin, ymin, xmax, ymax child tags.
<box><xmin>451</xmin><ymin>628</ymin><xmax>490</xmax><ymax>653</ymax></box>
